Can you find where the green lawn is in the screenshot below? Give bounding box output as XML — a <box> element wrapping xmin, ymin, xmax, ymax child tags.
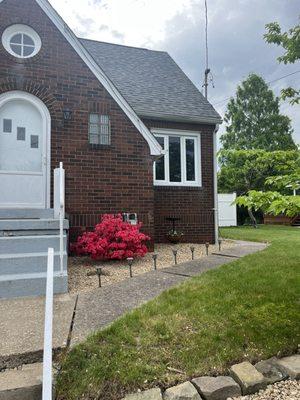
<box><xmin>57</xmin><ymin>226</ymin><xmax>300</xmax><ymax>400</ymax></box>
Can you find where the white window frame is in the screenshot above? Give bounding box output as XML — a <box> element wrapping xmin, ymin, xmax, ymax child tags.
<box><xmin>1</xmin><ymin>24</ymin><xmax>42</xmax><ymax>59</ymax></box>
<box><xmin>152</xmin><ymin>128</ymin><xmax>202</xmax><ymax>187</ymax></box>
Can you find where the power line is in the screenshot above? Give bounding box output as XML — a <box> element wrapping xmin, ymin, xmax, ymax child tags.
<box><xmin>212</xmin><ymin>70</ymin><xmax>300</xmax><ymax>107</ymax></box>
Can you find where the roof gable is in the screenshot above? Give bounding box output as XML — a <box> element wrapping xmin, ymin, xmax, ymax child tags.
<box><xmin>0</xmin><ymin>0</ymin><xmax>162</xmax><ymax>156</ymax></box>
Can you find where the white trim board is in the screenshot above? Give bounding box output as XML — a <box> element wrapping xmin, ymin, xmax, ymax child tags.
<box><xmin>0</xmin><ymin>0</ymin><xmax>162</xmax><ymax>156</ymax></box>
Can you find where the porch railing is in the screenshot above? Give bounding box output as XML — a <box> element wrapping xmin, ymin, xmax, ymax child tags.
<box><xmin>42</xmin><ymin>248</ymin><xmax>54</xmax><ymax>400</ymax></box>
<box><xmin>54</xmin><ymin>162</ymin><xmax>65</xmax><ymax>275</ymax></box>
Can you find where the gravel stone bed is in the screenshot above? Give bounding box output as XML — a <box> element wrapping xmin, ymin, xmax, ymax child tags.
<box><xmin>230</xmin><ymin>379</ymin><xmax>300</xmax><ymax>400</ymax></box>
<box><xmin>68</xmin><ymin>241</ymin><xmax>234</xmax><ymax>294</ymax></box>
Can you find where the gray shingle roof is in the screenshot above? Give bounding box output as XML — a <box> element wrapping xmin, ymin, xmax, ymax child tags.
<box><xmin>80</xmin><ymin>39</ymin><xmax>222</xmax><ymax>125</ymax></box>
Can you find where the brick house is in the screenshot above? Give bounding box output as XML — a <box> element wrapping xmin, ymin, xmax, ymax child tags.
<box><xmin>0</xmin><ymin>0</ymin><xmax>221</xmax><ymax>297</ymax></box>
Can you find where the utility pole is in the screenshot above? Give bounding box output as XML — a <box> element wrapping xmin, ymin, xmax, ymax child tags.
<box><xmin>203</xmin><ymin>0</ymin><xmax>210</xmax><ymax>99</ymax></box>
<box><xmin>204</xmin><ymin>67</ymin><xmax>210</xmax><ymax>99</ymax></box>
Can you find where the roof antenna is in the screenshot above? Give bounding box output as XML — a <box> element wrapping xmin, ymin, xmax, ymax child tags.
<box><xmin>203</xmin><ymin>0</ymin><xmax>210</xmax><ymax>99</ymax></box>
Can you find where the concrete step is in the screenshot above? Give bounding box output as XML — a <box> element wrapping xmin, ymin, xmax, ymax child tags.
<box><xmin>0</xmin><ymin>219</ymin><xmax>69</xmax><ymax>232</ymax></box>
<box><xmin>0</xmin><ymin>252</ymin><xmax>67</xmax><ymax>275</ymax></box>
<box><xmin>0</xmin><ymin>209</ymin><xmax>54</xmax><ymax>220</ymax></box>
<box><xmin>0</xmin><ymin>271</ymin><xmax>68</xmax><ymax>298</ymax></box>
<box><xmin>0</xmin><ymin>235</ymin><xmax>67</xmax><ymax>255</ymax></box>
<box><xmin>0</xmin><ymin>363</ymin><xmax>42</xmax><ymax>400</ymax></box>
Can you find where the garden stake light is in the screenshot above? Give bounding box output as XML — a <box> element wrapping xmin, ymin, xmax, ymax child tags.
<box><xmin>96</xmin><ymin>267</ymin><xmax>102</xmax><ymax>288</ymax></box>
<box><xmin>172</xmin><ymin>249</ymin><xmax>178</xmax><ymax>265</ymax></box>
<box><xmin>205</xmin><ymin>242</ymin><xmax>210</xmax><ymax>256</ymax></box>
<box><xmin>87</xmin><ymin>267</ymin><xmax>103</xmax><ymax>288</ymax></box>
<box><xmin>218</xmin><ymin>239</ymin><xmax>222</xmax><ymax>251</ymax></box>
<box><xmin>127</xmin><ymin>257</ymin><xmax>134</xmax><ymax>278</ymax></box>
<box><xmin>190</xmin><ymin>246</ymin><xmax>195</xmax><ymax>260</ymax></box>
<box><xmin>152</xmin><ymin>253</ymin><xmax>158</xmax><ymax>270</ymax></box>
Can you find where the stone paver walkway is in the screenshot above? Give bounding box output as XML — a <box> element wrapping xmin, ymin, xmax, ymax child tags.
<box><xmin>0</xmin><ymin>240</ymin><xmax>267</xmax><ymax>367</ymax></box>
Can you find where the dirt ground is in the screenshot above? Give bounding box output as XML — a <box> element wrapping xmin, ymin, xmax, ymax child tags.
<box><xmin>68</xmin><ymin>240</ymin><xmax>234</xmax><ymax>294</ymax></box>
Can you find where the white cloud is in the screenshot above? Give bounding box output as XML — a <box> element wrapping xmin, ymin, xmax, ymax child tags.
<box><xmin>49</xmin><ymin>0</ymin><xmax>192</xmax><ymax>45</ymax></box>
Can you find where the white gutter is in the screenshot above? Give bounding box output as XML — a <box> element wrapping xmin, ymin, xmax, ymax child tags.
<box><xmin>213</xmin><ymin>125</ymin><xmax>219</xmax><ymax>244</ymax></box>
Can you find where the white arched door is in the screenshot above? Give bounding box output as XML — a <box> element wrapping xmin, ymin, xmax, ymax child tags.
<box><xmin>0</xmin><ymin>91</ymin><xmax>50</xmax><ymax>208</ymax></box>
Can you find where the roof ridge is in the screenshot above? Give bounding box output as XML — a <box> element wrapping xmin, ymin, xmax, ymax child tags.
<box><xmin>79</xmin><ymin>37</ymin><xmax>167</xmax><ymax>54</ymax></box>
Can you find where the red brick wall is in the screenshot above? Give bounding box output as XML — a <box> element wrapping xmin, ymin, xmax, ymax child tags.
<box><xmin>0</xmin><ymin>0</ymin><xmax>155</xmax><ymax>242</ymax></box>
<box><xmin>143</xmin><ymin>120</ymin><xmax>216</xmax><ymax>244</ymax></box>
<box><xmin>0</xmin><ymin>0</ymin><xmax>216</xmax><ymax>245</ymax></box>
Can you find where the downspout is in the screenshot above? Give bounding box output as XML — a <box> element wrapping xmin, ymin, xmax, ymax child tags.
<box><xmin>213</xmin><ymin>125</ymin><xmax>219</xmax><ymax>244</ymax></box>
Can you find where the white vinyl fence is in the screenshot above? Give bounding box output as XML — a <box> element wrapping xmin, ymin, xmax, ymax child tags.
<box><xmin>218</xmin><ymin>193</ymin><xmax>237</xmax><ymax>227</ymax></box>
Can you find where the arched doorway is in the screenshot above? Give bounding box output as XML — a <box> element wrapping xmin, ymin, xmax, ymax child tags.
<box><xmin>0</xmin><ymin>91</ymin><xmax>50</xmax><ymax>208</ymax></box>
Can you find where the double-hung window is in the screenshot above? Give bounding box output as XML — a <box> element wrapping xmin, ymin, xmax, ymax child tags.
<box><xmin>153</xmin><ymin>129</ymin><xmax>201</xmax><ymax>187</ymax></box>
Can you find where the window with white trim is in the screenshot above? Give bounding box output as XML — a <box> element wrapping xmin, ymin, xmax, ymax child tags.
<box><xmin>2</xmin><ymin>25</ymin><xmax>42</xmax><ymax>59</ymax></box>
<box><xmin>153</xmin><ymin>130</ymin><xmax>201</xmax><ymax>186</ymax></box>
<box><xmin>89</xmin><ymin>114</ymin><xmax>111</xmax><ymax>145</ymax></box>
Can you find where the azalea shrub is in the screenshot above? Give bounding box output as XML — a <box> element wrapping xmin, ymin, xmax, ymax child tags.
<box><xmin>71</xmin><ymin>214</ymin><xmax>150</xmax><ymax>260</ymax></box>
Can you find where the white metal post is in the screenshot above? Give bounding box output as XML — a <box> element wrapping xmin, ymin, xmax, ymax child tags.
<box><xmin>59</xmin><ymin>162</ymin><xmax>65</xmax><ymax>275</ymax></box>
<box><xmin>43</xmin><ymin>248</ymin><xmax>54</xmax><ymax>400</ymax></box>
<box><xmin>213</xmin><ymin>125</ymin><xmax>219</xmax><ymax>243</ymax></box>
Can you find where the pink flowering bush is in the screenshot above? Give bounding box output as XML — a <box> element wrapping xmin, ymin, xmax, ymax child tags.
<box><xmin>71</xmin><ymin>214</ymin><xmax>150</xmax><ymax>260</ymax></box>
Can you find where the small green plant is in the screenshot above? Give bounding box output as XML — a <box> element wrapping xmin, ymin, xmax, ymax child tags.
<box><xmin>166</xmin><ymin>230</ymin><xmax>184</xmax><ymax>244</ymax></box>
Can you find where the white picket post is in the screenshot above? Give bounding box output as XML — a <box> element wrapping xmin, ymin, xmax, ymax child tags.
<box><xmin>43</xmin><ymin>248</ymin><xmax>54</xmax><ymax>400</ymax></box>
<box><xmin>59</xmin><ymin>162</ymin><xmax>65</xmax><ymax>275</ymax></box>
<box><xmin>54</xmin><ymin>163</ymin><xmax>65</xmax><ymax>276</ymax></box>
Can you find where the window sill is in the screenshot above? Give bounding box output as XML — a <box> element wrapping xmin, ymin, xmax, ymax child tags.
<box><xmin>154</xmin><ymin>182</ymin><xmax>202</xmax><ymax>188</ymax></box>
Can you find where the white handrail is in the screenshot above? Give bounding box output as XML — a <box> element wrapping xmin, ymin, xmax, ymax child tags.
<box><xmin>59</xmin><ymin>162</ymin><xmax>64</xmax><ymax>275</ymax></box>
<box><xmin>43</xmin><ymin>248</ymin><xmax>54</xmax><ymax>400</ymax></box>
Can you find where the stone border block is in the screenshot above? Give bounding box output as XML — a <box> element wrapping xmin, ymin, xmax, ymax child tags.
<box><xmin>230</xmin><ymin>361</ymin><xmax>266</xmax><ymax>395</ymax></box>
<box><xmin>192</xmin><ymin>375</ymin><xmax>241</xmax><ymax>400</ymax></box>
<box><xmin>255</xmin><ymin>357</ymin><xmax>288</xmax><ymax>384</ymax></box>
<box><xmin>275</xmin><ymin>355</ymin><xmax>300</xmax><ymax>380</ymax></box>
<box><xmin>164</xmin><ymin>381</ymin><xmax>202</xmax><ymax>399</ymax></box>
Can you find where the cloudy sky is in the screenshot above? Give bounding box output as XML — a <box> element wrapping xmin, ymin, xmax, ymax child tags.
<box><xmin>49</xmin><ymin>0</ymin><xmax>300</xmax><ymax>146</ymax></box>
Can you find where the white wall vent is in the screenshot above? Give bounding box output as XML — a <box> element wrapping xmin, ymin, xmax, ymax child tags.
<box><xmin>123</xmin><ymin>213</ymin><xmax>138</xmax><ymax>225</ymax></box>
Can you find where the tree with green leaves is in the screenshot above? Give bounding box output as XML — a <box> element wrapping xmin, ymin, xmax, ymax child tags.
<box><xmin>236</xmin><ymin>190</ymin><xmax>300</xmax><ymax>227</ymax></box>
<box><xmin>218</xmin><ymin>149</ymin><xmax>300</xmax><ymax>195</ymax></box>
<box><xmin>264</xmin><ymin>19</ymin><xmax>300</xmax><ymax>105</ymax></box>
<box><xmin>266</xmin><ymin>172</ymin><xmax>300</xmax><ymax>195</ymax></box>
<box><xmin>218</xmin><ymin>149</ymin><xmax>300</xmax><ymax>226</ymax></box>
<box><xmin>220</xmin><ymin>74</ymin><xmax>296</xmax><ymax>151</ymax></box>
<box><xmin>235</xmin><ymin>156</ymin><xmax>300</xmax><ymax>226</ymax></box>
